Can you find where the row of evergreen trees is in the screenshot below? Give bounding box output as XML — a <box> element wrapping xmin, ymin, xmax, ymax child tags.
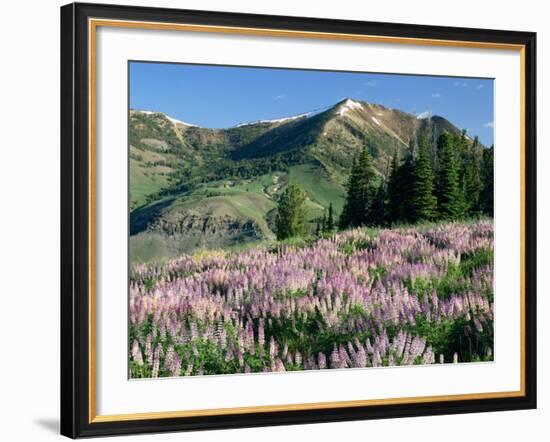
<box><xmin>339</xmin><ymin>131</ymin><xmax>493</xmax><ymax>229</ymax></box>
<box><xmin>274</xmin><ymin>130</ymin><xmax>493</xmax><ymax>240</ymax></box>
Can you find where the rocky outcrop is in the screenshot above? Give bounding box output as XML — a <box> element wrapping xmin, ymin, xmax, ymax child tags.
<box><xmin>132</xmin><ymin>212</ymin><xmax>265</xmax><ymax>257</ymax></box>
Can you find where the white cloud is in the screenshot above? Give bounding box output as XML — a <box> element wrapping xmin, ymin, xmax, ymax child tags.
<box><xmin>431</xmin><ymin>93</ymin><xmax>442</xmax><ymax>98</ymax></box>
<box><xmin>476</xmin><ymin>84</ymin><xmax>484</xmax><ymax>89</ymax></box>
<box><xmin>273</xmin><ymin>94</ymin><xmax>287</xmax><ymax>100</ymax></box>
<box><xmin>454</xmin><ymin>81</ymin><xmax>468</xmax><ymax>87</ymax></box>
<box><xmin>484</xmin><ymin>121</ymin><xmax>494</xmax><ymax>128</ymax></box>
<box><xmin>365</xmin><ymin>80</ymin><xmax>377</xmax><ymax>87</ymax></box>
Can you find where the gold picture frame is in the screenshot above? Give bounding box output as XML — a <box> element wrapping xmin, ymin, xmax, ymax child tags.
<box><xmin>61</xmin><ymin>2</ymin><xmax>537</xmax><ymax>438</ymax></box>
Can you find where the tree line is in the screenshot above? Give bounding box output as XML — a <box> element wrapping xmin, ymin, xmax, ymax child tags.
<box><xmin>275</xmin><ymin>130</ymin><xmax>493</xmax><ymax>240</ymax></box>
<box><xmin>339</xmin><ymin>130</ymin><xmax>493</xmax><ymax>229</ymax></box>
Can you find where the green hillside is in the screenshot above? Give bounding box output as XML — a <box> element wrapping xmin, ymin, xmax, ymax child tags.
<box><xmin>128</xmin><ymin>99</ymin><xmax>481</xmax><ymax>262</ymax></box>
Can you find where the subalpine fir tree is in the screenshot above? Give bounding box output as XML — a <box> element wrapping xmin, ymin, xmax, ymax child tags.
<box><xmin>386</xmin><ymin>151</ymin><xmax>402</xmax><ymax>225</ymax></box>
<box><xmin>435</xmin><ymin>132</ymin><xmax>464</xmax><ymax>220</ymax></box>
<box><xmin>454</xmin><ymin>130</ymin><xmax>471</xmax><ymax>216</ymax></box>
<box><xmin>326</xmin><ymin>202</ymin><xmax>335</xmax><ymax>232</ymax></box>
<box><xmin>456</xmin><ymin>130</ymin><xmax>470</xmax><ymax>162</ymax></box>
<box><xmin>369</xmin><ymin>182</ymin><xmax>387</xmax><ymax>226</ymax></box>
<box><xmin>480</xmin><ymin>144</ymin><xmax>494</xmax><ymax>217</ymax></box>
<box><xmin>356</xmin><ymin>146</ymin><xmax>377</xmax><ymax>225</ymax></box>
<box><xmin>410</xmin><ymin>134</ymin><xmax>437</xmax><ymax>222</ymax></box>
<box><xmin>339</xmin><ymin>146</ymin><xmax>376</xmax><ymax>228</ymax></box>
<box><xmin>397</xmin><ymin>143</ymin><xmax>416</xmax><ymax>223</ymax></box>
<box><xmin>462</xmin><ymin>136</ymin><xmax>483</xmax><ymax>216</ymax></box>
<box><xmin>338</xmin><ymin>157</ymin><xmax>359</xmax><ymax>229</ymax></box>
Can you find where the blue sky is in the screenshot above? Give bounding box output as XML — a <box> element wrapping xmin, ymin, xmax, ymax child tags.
<box><xmin>130</xmin><ymin>62</ymin><xmax>494</xmax><ymax>146</ymax></box>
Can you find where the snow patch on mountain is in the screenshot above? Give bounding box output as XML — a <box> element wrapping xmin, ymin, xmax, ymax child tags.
<box><xmin>371</xmin><ymin>117</ymin><xmax>381</xmax><ymax>126</ymax></box>
<box><xmin>234</xmin><ymin>112</ymin><xmax>310</xmax><ymax>127</ymax></box>
<box><xmin>337</xmin><ymin>98</ymin><xmax>363</xmax><ymax>116</ymax></box>
<box><xmin>136</xmin><ymin>110</ymin><xmax>199</xmax><ymax>127</ymax></box>
<box><xmin>166</xmin><ymin>115</ymin><xmax>198</xmax><ymax>127</ymax></box>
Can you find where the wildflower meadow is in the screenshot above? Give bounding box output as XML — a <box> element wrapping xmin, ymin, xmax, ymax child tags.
<box><xmin>129</xmin><ymin>220</ymin><xmax>494</xmax><ymax>378</ymax></box>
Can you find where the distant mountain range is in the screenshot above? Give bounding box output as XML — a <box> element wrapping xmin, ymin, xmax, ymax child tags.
<box><xmin>129</xmin><ymin>98</ymin><xmax>480</xmax><ymax>262</ymax></box>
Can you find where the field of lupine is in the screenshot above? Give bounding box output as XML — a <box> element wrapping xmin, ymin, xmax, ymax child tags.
<box><xmin>129</xmin><ymin>220</ymin><xmax>494</xmax><ymax>378</ymax></box>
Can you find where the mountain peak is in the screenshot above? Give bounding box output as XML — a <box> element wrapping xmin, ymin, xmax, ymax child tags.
<box><xmin>336</xmin><ymin>98</ymin><xmax>363</xmax><ymax>116</ymax></box>
<box><xmin>416</xmin><ymin>110</ymin><xmax>432</xmax><ymax>120</ymax></box>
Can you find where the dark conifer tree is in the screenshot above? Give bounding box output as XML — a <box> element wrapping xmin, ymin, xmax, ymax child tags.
<box><xmin>356</xmin><ymin>145</ymin><xmax>377</xmax><ymax>225</ymax></box>
<box><xmin>462</xmin><ymin>136</ymin><xmax>483</xmax><ymax>216</ymax></box>
<box><xmin>454</xmin><ymin>130</ymin><xmax>471</xmax><ymax>216</ymax></box>
<box><xmin>338</xmin><ymin>156</ymin><xmax>359</xmax><ymax>229</ymax></box>
<box><xmin>339</xmin><ymin>146</ymin><xmax>376</xmax><ymax>228</ymax></box>
<box><xmin>369</xmin><ymin>182</ymin><xmax>387</xmax><ymax>226</ymax></box>
<box><xmin>397</xmin><ymin>145</ymin><xmax>416</xmax><ymax>223</ymax></box>
<box><xmin>480</xmin><ymin>144</ymin><xmax>494</xmax><ymax>217</ymax></box>
<box><xmin>410</xmin><ymin>134</ymin><xmax>437</xmax><ymax>222</ymax></box>
<box><xmin>435</xmin><ymin>132</ymin><xmax>464</xmax><ymax>220</ymax></box>
<box><xmin>386</xmin><ymin>151</ymin><xmax>402</xmax><ymax>225</ymax></box>
<box><xmin>457</xmin><ymin>129</ymin><xmax>469</xmax><ymax>159</ymax></box>
<box><xmin>327</xmin><ymin>202</ymin><xmax>335</xmax><ymax>232</ymax></box>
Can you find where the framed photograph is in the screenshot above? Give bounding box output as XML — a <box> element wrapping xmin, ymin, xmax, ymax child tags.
<box><xmin>60</xmin><ymin>2</ymin><xmax>537</xmax><ymax>438</ymax></box>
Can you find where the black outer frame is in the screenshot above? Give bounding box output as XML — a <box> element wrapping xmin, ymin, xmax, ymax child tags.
<box><xmin>60</xmin><ymin>2</ymin><xmax>537</xmax><ymax>438</ymax></box>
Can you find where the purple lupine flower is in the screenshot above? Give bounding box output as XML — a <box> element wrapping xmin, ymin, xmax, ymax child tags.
<box><xmin>318</xmin><ymin>352</ymin><xmax>327</xmax><ymax>369</ymax></box>
<box><xmin>286</xmin><ymin>352</ymin><xmax>293</xmax><ymax>365</ymax></box>
<box><xmin>422</xmin><ymin>346</ymin><xmax>435</xmax><ymax>365</ymax></box>
<box><xmin>168</xmin><ymin>354</ymin><xmax>182</xmax><ymax>377</ymax></box>
<box><xmin>273</xmin><ymin>358</ymin><xmax>286</xmax><ymax>372</ymax></box>
<box><xmin>354</xmin><ymin>345</ymin><xmax>367</xmax><ymax>368</ymax></box>
<box><xmin>246</xmin><ymin>321</ymin><xmax>255</xmax><ymax>355</ymax></box>
<box><xmin>237</xmin><ymin>348</ymin><xmax>244</xmax><ymax>367</ymax></box>
<box><xmin>145</xmin><ymin>334</ymin><xmax>153</xmax><ymax>366</ymax></box>
<box><xmin>258</xmin><ymin>319</ymin><xmax>265</xmax><ymax>350</ymax></box>
<box><xmin>305</xmin><ymin>356</ymin><xmax>316</xmax><ymax>370</ymax></box>
<box><xmin>151</xmin><ymin>345</ymin><xmax>161</xmax><ymax>378</ymax></box>
<box><xmin>282</xmin><ymin>343</ymin><xmax>288</xmax><ymax>360</ymax></box>
<box><xmin>330</xmin><ymin>345</ymin><xmax>340</xmax><ymax>369</ymax></box>
<box><xmin>269</xmin><ymin>336</ymin><xmax>277</xmax><ymax>361</ymax></box>
<box><xmin>473</xmin><ymin>317</ymin><xmax>483</xmax><ymax>332</ymax></box>
<box><xmin>131</xmin><ymin>340</ymin><xmax>143</xmax><ymax>366</ymax></box>
<box><xmin>129</xmin><ymin>220</ymin><xmax>493</xmax><ymax>378</ymax></box>
<box><xmin>225</xmin><ymin>345</ymin><xmax>234</xmax><ymax>363</ymax></box>
<box><xmin>372</xmin><ymin>349</ymin><xmax>382</xmax><ymax>367</ymax></box>
<box><xmin>338</xmin><ymin>345</ymin><xmax>349</xmax><ymax>368</ymax></box>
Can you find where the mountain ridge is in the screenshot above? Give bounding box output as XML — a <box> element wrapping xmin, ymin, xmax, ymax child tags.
<box><xmin>129</xmin><ymin>98</ymin><xmax>483</xmax><ymax>262</ymax></box>
<box><xmin>132</xmin><ymin>97</ymin><xmax>458</xmax><ymax>131</ymax></box>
